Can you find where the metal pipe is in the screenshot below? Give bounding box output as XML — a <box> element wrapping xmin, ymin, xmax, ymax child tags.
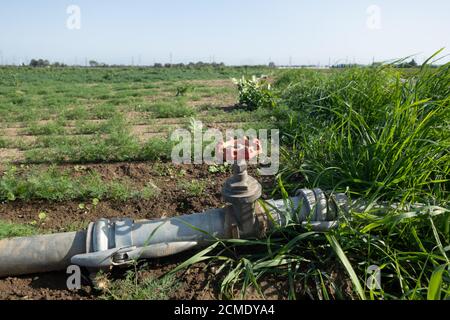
<box><xmin>0</xmin><ymin>136</ymin><xmax>422</xmax><ymax>278</ymax></box>
<box><xmin>0</xmin><ymin>188</ymin><xmax>347</xmax><ymax>277</ymax></box>
<box><xmin>0</xmin><ymin>231</ymin><xmax>87</xmax><ymax>277</ymax></box>
<box><xmin>0</xmin><ymin>137</ymin><xmax>350</xmax><ymax>277</ymax></box>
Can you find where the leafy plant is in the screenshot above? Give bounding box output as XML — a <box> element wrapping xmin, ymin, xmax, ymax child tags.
<box><xmin>150</xmin><ymin>100</ymin><xmax>195</xmax><ymax>118</ymax></box>
<box><xmin>176</xmin><ymin>85</ymin><xmax>190</xmax><ymax>96</ymax></box>
<box><xmin>208</xmin><ymin>163</ymin><xmax>231</xmax><ymax>174</ymax></box>
<box><xmin>178</xmin><ymin>179</ymin><xmax>207</xmax><ymax>197</ymax></box>
<box><xmin>233</xmin><ymin>75</ymin><xmax>276</xmax><ymax>110</ymax></box>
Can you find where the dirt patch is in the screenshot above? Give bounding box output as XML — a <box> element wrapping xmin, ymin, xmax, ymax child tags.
<box><xmin>0</xmin><ymin>127</ymin><xmax>22</xmax><ymax>136</ymax></box>
<box><xmin>0</xmin><ymin>272</ymin><xmax>94</xmax><ymax>300</ymax></box>
<box><xmin>148</xmin><ymin>117</ymin><xmax>189</xmax><ymax>125</ymax></box>
<box><xmin>0</xmin><ymin>148</ymin><xmax>24</xmax><ymax>162</ymax></box>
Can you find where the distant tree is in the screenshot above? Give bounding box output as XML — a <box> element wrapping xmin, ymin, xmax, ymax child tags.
<box><xmin>409</xmin><ymin>59</ymin><xmax>418</xmax><ymax>67</ymax></box>
<box><xmin>89</xmin><ymin>60</ymin><xmax>99</xmax><ymax>67</ymax></box>
<box><xmin>29</xmin><ymin>59</ymin><xmax>50</xmax><ymax>67</ymax></box>
<box><xmin>396</xmin><ymin>58</ymin><xmax>419</xmax><ymax>68</ymax></box>
<box><xmin>268</xmin><ymin>62</ymin><xmax>276</xmax><ymax>68</ymax></box>
<box><xmin>52</xmin><ymin>62</ymin><xmax>67</xmax><ymax>67</ymax></box>
<box><xmin>153</xmin><ymin>63</ymin><xmax>163</xmax><ymax>68</ymax></box>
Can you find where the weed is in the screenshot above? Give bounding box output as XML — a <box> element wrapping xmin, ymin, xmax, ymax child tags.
<box><xmin>0</xmin><ymin>220</ymin><xmax>37</xmax><ymax>240</ymax></box>
<box><xmin>96</xmin><ymin>268</ymin><xmax>179</xmax><ymax>300</ymax></box>
<box><xmin>150</xmin><ymin>100</ymin><xmax>196</xmax><ymax>118</ymax></box>
<box><xmin>208</xmin><ymin>163</ymin><xmax>231</xmax><ymax>174</ymax></box>
<box><xmin>178</xmin><ymin>179</ymin><xmax>207</xmax><ymax>197</ymax></box>
<box><xmin>139</xmin><ymin>182</ymin><xmax>160</xmax><ymax>200</ymax></box>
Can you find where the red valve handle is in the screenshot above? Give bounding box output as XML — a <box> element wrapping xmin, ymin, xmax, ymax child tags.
<box><xmin>216</xmin><ymin>137</ymin><xmax>262</xmax><ymax>162</ymax></box>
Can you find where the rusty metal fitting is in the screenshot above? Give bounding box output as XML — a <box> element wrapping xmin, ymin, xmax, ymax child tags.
<box><xmin>219</xmin><ymin>137</ymin><xmax>263</xmax><ymax>238</ymax></box>
<box><xmin>219</xmin><ymin>137</ymin><xmax>262</xmax><ymax>205</ymax></box>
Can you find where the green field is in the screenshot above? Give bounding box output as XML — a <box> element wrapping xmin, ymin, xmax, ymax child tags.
<box><xmin>0</xmin><ymin>66</ymin><xmax>272</xmax><ymax>163</ymax></box>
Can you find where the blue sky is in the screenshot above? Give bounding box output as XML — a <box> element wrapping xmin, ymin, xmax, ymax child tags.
<box><xmin>0</xmin><ymin>0</ymin><xmax>449</xmax><ymax>65</ymax></box>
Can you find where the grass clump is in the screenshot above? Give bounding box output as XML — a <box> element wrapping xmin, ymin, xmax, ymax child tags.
<box><xmin>171</xmin><ymin>184</ymin><xmax>449</xmax><ymax>300</ymax></box>
<box><xmin>96</xmin><ymin>269</ymin><xmax>179</xmax><ymax>300</ymax></box>
<box><xmin>0</xmin><ymin>166</ymin><xmax>106</xmax><ymax>201</ymax></box>
<box><xmin>0</xmin><ymin>220</ymin><xmax>37</xmax><ymax>240</ymax></box>
<box><xmin>150</xmin><ymin>100</ymin><xmax>196</xmax><ymax>118</ymax></box>
<box><xmin>0</xmin><ymin>137</ymin><xmax>8</xmax><ymax>148</ymax></box>
<box><xmin>138</xmin><ymin>138</ymin><xmax>173</xmax><ymax>161</ymax></box>
<box><xmin>26</xmin><ymin>120</ymin><xmax>66</xmax><ymax>135</ymax></box>
<box><xmin>178</xmin><ymin>179</ymin><xmax>207</xmax><ymax>197</ymax></box>
<box><xmin>0</xmin><ymin>166</ymin><xmax>161</xmax><ymax>202</ymax></box>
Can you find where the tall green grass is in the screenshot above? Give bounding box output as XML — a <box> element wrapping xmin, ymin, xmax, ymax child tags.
<box><xmin>277</xmin><ymin>54</ymin><xmax>449</xmax><ymax>203</ymax></box>
<box><xmin>173</xmin><ymin>53</ymin><xmax>449</xmax><ymax>300</ymax></box>
<box><xmin>275</xmin><ymin>55</ymin><xmax>449</xmax><ymax>299</ymax></box>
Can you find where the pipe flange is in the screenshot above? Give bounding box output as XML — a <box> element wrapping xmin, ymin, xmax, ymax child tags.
<box><xmin>295</xmin><ymin>188</ymin><xmax>316</xmax><ymax>221</ymax></box>
<box><xmin>254</xmin><ymin>202</ymin><xmax>269</xmax><ymax>237</ymax></box>
<box><xmin>313</xmin><ymin>188</ymin><xmax>328</xmax><ymax>221</ymax></box>
<box><xmin>222</xmin><ymin>174</ymin><xmax>262</xmax><ymax>204</ymax></box>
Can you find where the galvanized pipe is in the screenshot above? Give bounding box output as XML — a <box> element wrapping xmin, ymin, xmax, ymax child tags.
<box><xmin>0</xmin><ymin>231</ymin><xmax>87</xmax><ymax>277</ymax></box>
<box><xmin>0</xmin><ymin>189</ymin><xmax>347</xmax><ymax>277</ymax></box>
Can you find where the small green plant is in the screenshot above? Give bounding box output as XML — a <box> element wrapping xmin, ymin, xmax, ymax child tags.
<box><xmin>61</xmin><ymin>106</ymin><xmax>88</xmax><ymax>120</ymax></box>
<box><xmin>26</xmin><ymin>120</ymin><xmax>66</xmax><ymax>135</ymax></box>
<box><xmin>178</xmin><ymin>179</ymin><xmax>207</xmax><ymax>197</ymax></box>
<box><xmin>232</xmin><ymin>75</ymin><xmax>276</xmax><ymax>110</ymax></box>
<box><xmin>208</xmin><ymin>163</ymin><xmax>230</xmax><ymax>174</ymax></box>
<box><xmin>175</xmin><ymin>85</ymin><xmax>190</xmax><ymax>96</ymax></box>
<box><xmin>38</xmin><ymin>211</ymin><xmax>47</xmax><ymax>221</ymax></box>
<box><xmin>139</xmin><ymin>182</ymin><xmax>160</xmax><ymax>200</ymax></box>
<box><xmin>96</xmin><ymin>268</ymin><xmax>179</xmax><ymax>300</ymax></box>
<box><xmin>108</xmin><ymin>181</ymin><xmax>134</xmax><ymax>201</ymax></box>
<box><xmin>150</xmin><ymin>100</ymin><xmax>195</xmax><ymax>118</ymax></box>
<box><xmin>0</xmin><ymin>138</ymin><xmax>8</xmax><ymax>148</ymax></box>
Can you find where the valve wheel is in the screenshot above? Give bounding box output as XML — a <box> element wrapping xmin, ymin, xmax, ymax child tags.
<box><xmin>216</xmin><ymin>136</ymin><xmax>262</xmax><ymax>163</ymax></box>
